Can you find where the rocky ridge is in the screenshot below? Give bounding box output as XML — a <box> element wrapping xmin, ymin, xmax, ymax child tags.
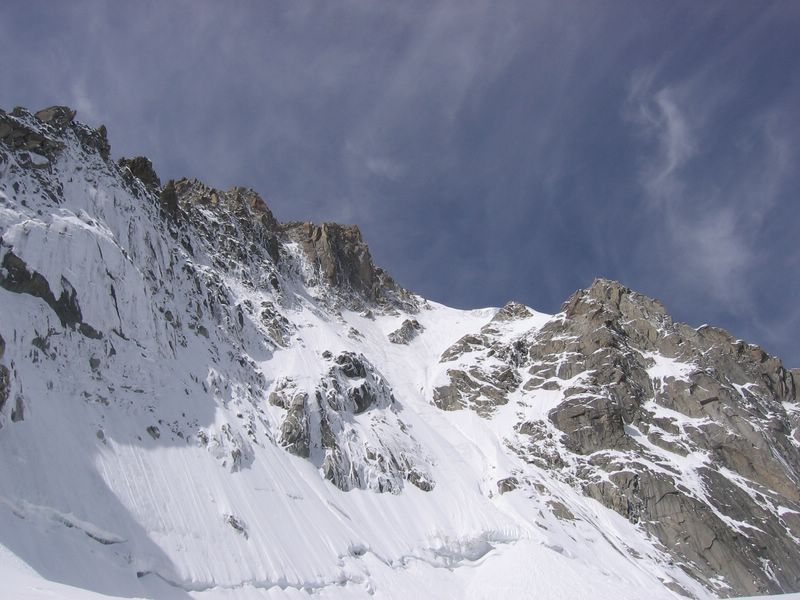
<box><xmin>435</xmin><ymin>279</ymin><xmax>800</xmax><ymax>596</ymax></box>
<box><xmin>0</xmin><ymin>105</ymin><xmax>421</xmax><ymax>495</ymax></box>
<box><xmin>0</xmin><ymin>106</ymin><xmax>798</xmax><ymax>599</ymax></box>
<box><xmin>161</xmin><ymin>175</ymin><xmax>418</xmax><ymax>314</ymax></box>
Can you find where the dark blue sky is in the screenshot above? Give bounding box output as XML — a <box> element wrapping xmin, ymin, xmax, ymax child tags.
<box><xmin>2</xmin><ymin>1</ymin><xmax>799</xmax><ymax>365</ymax></box>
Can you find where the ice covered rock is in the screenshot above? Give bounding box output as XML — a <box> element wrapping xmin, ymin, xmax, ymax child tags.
<box><xmin>271</xmin><ymin>352</ymin><xmax>433</xmax><ymax>493</ymax></box>
<box><xmin>388</xmin><ymin>318</ymin><xmax>423</xmax><ymax>344</ymax></box>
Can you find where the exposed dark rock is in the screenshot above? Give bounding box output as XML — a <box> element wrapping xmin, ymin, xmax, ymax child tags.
<box><xmin>491</xmin><ymin>301</ymin><xmax>532</xmax><ymax>323</ymax></box>
<box><xmin>284</xmin><ymin>222</ymin><xmax>369</xmax><ymax>290</ymax></box>
<box><xmin>147</xmin><ymin>175</ymin><xmax>415</xmax><ymax>313</ymax></box>
<box><xmin>274</xmin><ymin>355</ymin><xmax>429</xmax><ymax>493</ymax></box>
<box><xmin>0</xmin><ymin>251</ymin><xmax>83</xmax><ymax>327</ymax></box>
<box><xmin>497</xmin><ymin>476</ymin><xmax>519</xmax><ymax>494</ymax></box>
<box><xmin>439</xmin><ymin>333</ymin><xmax>489</xmax><ymax>362</ymax></box>
<box><xmin>34</xmin><ymin>106</ymin><xmax>76</xmax><ymax>129</ymax></box>
<box><xmin>0</xmin><ymin>108</ymin><xmax>64</xmax><ymax>158</ymax></box>
<box><xmin>75</xmin><ymin>123</ymin><xmax>110</xmax><ymax>160</ymax></box>
<box><xmin>2</xmin><ymin>106</ymin><xmax>110</xmax><ymax>164</ymax></box>
<box><xmin>549</xmin><ymin>396</ymin><xmax>632</xmax><ymax>454</ymax></box>
<box><xmin>407</xmin><ymin>469</ymin><xmax>435</xmax><ymax>491</ymax></box>
<box><xmin>348</xmin><ymin>382</ymin><xmax>377</xmax><ymax>414</ymax></box>
<box><xmin>0</xmin><ymin>365</ymin><xmax>9</xmax><ymax>415</ymax></box>
<box><xmin>10</xmin><ymin>395</ymin><xmax>24</xmax><ymax>422</ymax></box>
<box><xmin>432</xmin><ymin>366</ymin><xmax>519</xmax><ymax>417</ymax></box>
<box><xmin>430</xmin><ymin>277</ymin><xmax>800</xmax><ymax>595</ymax></box>
<box><xmin>173</xmin><ymin>178</ymin><xmax>279</xmax><ymax>229</ymax></box>
<box><xmin>118</xmin><ymin>156</ymin><xmax>161</xmax><ymax>190</ymax></box>
<box><xmin>78</xmin><ymin>323</ymin><xmax>103</xmax><ymax>340</ymax></box>
<box><xmin>547</xmin><ymin>500</ymin><xmax>575</xmax><ymax>521</ymax></box>
<box><xmin>282</xmin><ymin>220</ymin><xmax>417</xmax><ymax>312</ymax></box>
<box><xmin>388</xmin><ymin>319</ymin><xmax>423</xmax><ymax>344</ymax></box>
<box><xmin>159</xmin><ymin>180</ymin><xmax>180</xmax><ymax>219</ymax></box>
<box><xmin>169</xmin><ymin>178</ymin><xmax>285</xmax><ymax>279</ymax></box>
<box><xmin>334</xmin><ymin>352</ymin><xmax>367</xmax><ymax>379</ymax></box>
<box><xmin>586</xmin><ymin>467</ymin><xmax>800</xmax><ymax>596</ymax></box>
<box><xmin>225</xmin><ymin>514</ymin><xmax>248</xmax><ymax>539</ymax></box>
<box><xmin>279</xmin><ymin>392</ymin><xmax>310</xmax><ymax>458</ymax></box>
<box><xmin>434</xmin><ymin>304</ymin><xmax>535</xmax><ymax>417</ymax></box>
<box><xmin>534</xmin><ymin>279</ymin><xmax>800</xmax><ymax>595</ymax></box>
<box><xmin>259</xmin><ymin>302</ymin><xmax>293</xmax><ymax>347</ymax></box>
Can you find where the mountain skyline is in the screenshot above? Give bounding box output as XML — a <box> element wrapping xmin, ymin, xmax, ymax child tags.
<box><xmin>2</xmin><ymin>1</ymin><xmax>798</xmax><ymax>365</ymax></box>
<box><xmin>1</xmin><ymin>105</ymin><xmax>799</xmax><ymax>598</ymax></box>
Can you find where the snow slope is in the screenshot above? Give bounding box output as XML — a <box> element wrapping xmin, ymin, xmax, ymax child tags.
<box><xmin>1</xmin><ymin>107</ymin><xmax>799</xmax><ymax>599</ymax></box>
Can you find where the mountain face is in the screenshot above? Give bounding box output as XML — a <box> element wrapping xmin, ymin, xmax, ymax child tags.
<box><xmin>0</xmin><ymin>106</ymin><xmax>799</xmax><ymax>600</ymax></box>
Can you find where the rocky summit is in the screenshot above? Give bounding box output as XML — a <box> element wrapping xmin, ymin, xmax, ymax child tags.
<box><xmin>0</xmin><ymin>106</ymin><xmax>798</xmax><ymax>600</ymax></box>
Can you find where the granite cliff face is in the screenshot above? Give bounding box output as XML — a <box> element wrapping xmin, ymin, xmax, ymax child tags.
<box><xmin>436</xmin><ymin>279</ymin><xmax>800</xmax><ymax>596</ymax></box>
<box><xmin>0</xmin><ymin>106</ymin><xmax>798</xmax><ymax>599</ymax></box>
<box><xmin>161</xmin><ymin>175</ymin><xmax>417</xmax><ymax>314</ymax></box>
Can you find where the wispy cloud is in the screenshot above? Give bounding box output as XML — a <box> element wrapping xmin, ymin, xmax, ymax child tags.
<box><xmin>625</xmin><ymin>67</ymin><xmax>793</xmax><ymax>311</ymax></box>
<box><xmin>627</xmin><ymin>73</ymin><xmax>697</xmax><ymax>194</ymax></box>
<box><xmin>2</xmin><ymin>1</ymin><xmax>798</xmax><ymax>361</ymax></box>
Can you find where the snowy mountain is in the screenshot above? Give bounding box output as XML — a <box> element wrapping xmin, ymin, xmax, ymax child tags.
<box><xmin>1</xmin><ymin>105</ymin><xmax>799</xmax><ymax>600</ymax></box>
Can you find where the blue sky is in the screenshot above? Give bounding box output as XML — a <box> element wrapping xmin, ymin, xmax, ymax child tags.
<box><xmin>2</xmin><ymin>1</ymin><xmax>799</xmax><ymax>365</ymax></box>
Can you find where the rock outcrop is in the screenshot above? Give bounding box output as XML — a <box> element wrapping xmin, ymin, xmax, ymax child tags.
<box><xmin>0</xmin><ymin>250</ymin><xmax>83</xmax><ymax>328</ymax></box>
<box><xmin>441</xmin><ymin>279</ymin><xmax>800</xmax><ymax>596</ymax></box>
<box><xmin>0</xmin><ymin>107</ymin><xmax>65</xmax><ymax>162</ymax></box>
<box><xmin>388</xmin><ymin>318</ymin><xmax>423</xmax><ymax>344</ymax></box>
<box><xmin>270</xmin><ymin>352</ymin><xmax>434</xmax><ymax>493</ymax></box>
<box><xmin>118</xmin><ymin>156</ymin><xmax>161</xmax><ymax>190</ymax></box>
<box><xmin>282</xmin><ymin>221</ymin><xmax>418</xmax><ymax>312</ymax></box>
<box><xmin>538</xmin><ymin>280</ymin><xmax>800</xmax><ymax>595</ymax></box>
<box><xmin>34</xmin><ymin>106</ymin><xmax>77</xmax><ymax>128</ymax></box>
<box><xmin>433</xmin><ymin>301</ymin><xmax>538</xmax><ymax>417</ymax></box>
<box><xmin>162</xmin><ymin>177</ymin><xmax>416</xmax><ymax>314</ymax></box>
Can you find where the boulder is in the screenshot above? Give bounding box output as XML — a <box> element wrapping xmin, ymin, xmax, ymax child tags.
<box><xmin>34</xmin><ymin>106</ymin><xmax>76</xmax><ymax>129</ymax></box>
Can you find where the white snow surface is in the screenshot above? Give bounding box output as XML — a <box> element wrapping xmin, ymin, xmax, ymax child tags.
<box><xmin>0</xmin><ymin>116</ymin><xmax>785</xmax><ymax>599</ymax></box>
